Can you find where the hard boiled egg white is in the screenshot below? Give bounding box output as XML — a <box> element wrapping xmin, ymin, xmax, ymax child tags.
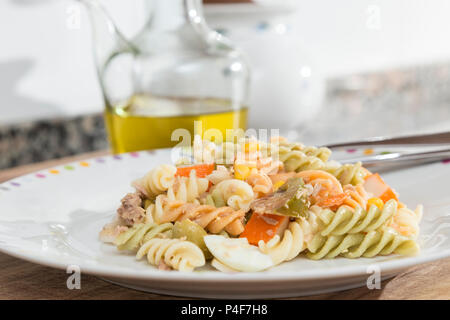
<box><xmin>204</xmin><ymin>235</ymin><xmax>274</xmax><ymax>272</ymax></box>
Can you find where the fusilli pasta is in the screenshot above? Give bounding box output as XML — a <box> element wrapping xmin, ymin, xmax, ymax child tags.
<box><xmin>211</xmin><ymin>179</ymin><xmax>254</xmax><ymax>212</ymax></box>
<box><xmin>258</xmin><ymin>221</ymin><xmax>304</xmax><ymax>265</ymax></box>
<box><xmin>342</xmin><ymin>184</ymin><xmax>369</xmax><ymax>209</ymax></box>
<box><xmin>300</xmin><ymin>146</ymin><xmax>332</xmax><ymax>162</ymax></box>
<box><xmin>137</xmin><ymin>238</ymin><xmax>205</xmax><ymax>271</ymax></box>
<box><xmin>258</xmin><ymin>210</ymin><xmax>323</xmax><ymax>265</ymax></box>
<box><xmin>278</xmin><ymin>149</ymin><xmax>327</xmax><ymax>172</ymax></box>
<box><xmin>114</xmin><ymin>222</ymin><xmax>174</xmax><ymax>251</ymax></box>
<box><xmin>166</xmin><ymin>169</ymin><xmax>209</xmax><ymax>203</ymax></box>
<box><xmin>133</xmin><ymin>164</ymin><xmax>176</xmax><ymax>198</ymax></box>
<box><xmin>324</xmin><ymin>161</ymin><xmax>369</xmax><ymax>186</ymax></box>
<box><xmin>310</xmin><ymin>199</ymin><xmax>398</xmax><ymax>236</ymax></box>
<box><xmin>148</xmin><ymin>195</ymin><xmax>246</xmax><ymax>236</ymax></box>
<box><xmin>307</xmin><ymin>226</ymin><xmax>419</xmax><ymax>260</ymax></box>
<box><xmin>246</xmin><ymin>170</ymin><xmax>273</xmax><ymax>198</ymax></box>
<box><xmin>207</xmin><ymin>165</ymin><xmax>233</xmax><ymax>185</ymax></box>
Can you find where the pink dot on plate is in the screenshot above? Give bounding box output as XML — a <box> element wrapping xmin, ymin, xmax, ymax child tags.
<box><xmin>130</xmin><ymin>152</ymin><xmax>139</xmax><ymax>157</ymax></box>
<box><xmin>442</xmin><ymin>158</ymin><xmax>450</xmax><ymax>164</ymax></box>
<box><xmin>36</xmin><ymin>174</ymin><xmax>45</xmax><ymax>178</ymax></box>
<box><xmin>346</xmin><ymin>149</ymin><xmax>357</xmax><ymax>153</ymax></box>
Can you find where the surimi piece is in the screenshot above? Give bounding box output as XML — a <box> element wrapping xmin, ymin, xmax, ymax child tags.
<box><xmin>364</xmin><ymin>173</ymin><xmax>398</xmax><ymax>203</ymax></box>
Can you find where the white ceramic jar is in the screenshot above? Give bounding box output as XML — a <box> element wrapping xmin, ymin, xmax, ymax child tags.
<box><xmin>204</xmin><ymin>1</ymin><xmax>325</xmax><ymax>131</ymax></box>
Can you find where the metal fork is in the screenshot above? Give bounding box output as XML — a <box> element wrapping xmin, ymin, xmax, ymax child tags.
<box><xmin>323</xmin><ymin>131</ymin><xmax>450</xmax><ymax>171</ymax></box>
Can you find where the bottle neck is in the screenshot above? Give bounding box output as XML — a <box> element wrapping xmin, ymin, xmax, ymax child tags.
<box><xmin>147</xmin><ymin>0</ymin><xmax>203</xmax><ymax>31</ymax></box>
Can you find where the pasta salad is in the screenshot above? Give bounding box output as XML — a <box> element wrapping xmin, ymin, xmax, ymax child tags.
<box><xmin>100</xmin><ymin>137</ymin><xmax>422</xmax><ymax>272</ymax></box>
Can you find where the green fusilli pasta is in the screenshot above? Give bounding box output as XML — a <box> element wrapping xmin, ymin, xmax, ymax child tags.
<box><xmin>311</xmin><ymin>199</ymin><xmax>398</xmax><ymax>236</ymax></box>
<box><xmin>278</xmin><ymin>149</ymin><xmax>328</xmax><ymax>172</ymax></box>
<box><xmin>324</xmin><ymin>161</ymin><xmax>368</xmax><ymax>185</ymax></box>
<box><xmin>306</xmin><ymin>226</ymin><xmax>419</xmax><ymax>260</ymax></box>
<box><xmin>114</xmin><ymin>222</ymin><xmax>174</xmax><ymax>251</ymax></box>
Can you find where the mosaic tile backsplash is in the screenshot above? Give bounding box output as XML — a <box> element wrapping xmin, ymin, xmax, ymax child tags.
<box><xmin>0</xmin><ymin>115</ymin><xmax>106</xmax><ymax>169</ymax></box>
<box><xmin>1</xmin><ymin>61</ymin><xmax>450</xmax><ymax>170</ymax></box>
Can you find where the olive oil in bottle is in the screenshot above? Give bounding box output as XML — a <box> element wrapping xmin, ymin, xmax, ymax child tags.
<box><xmin>105</xmin><ymin>94</ymin><xmax>248</xmax><ymax>153</ymax></box>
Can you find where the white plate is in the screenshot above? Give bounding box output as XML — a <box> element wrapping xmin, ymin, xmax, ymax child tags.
<box><xmin>0</xmin><ymin>149</ymin><xmax>449</xmax><ymax>298</ymax></box>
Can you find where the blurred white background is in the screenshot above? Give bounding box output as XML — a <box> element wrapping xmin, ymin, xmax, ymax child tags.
<box><xmin>1</xmin><ymin>0</ymin><xmax>450</xmax><ymax>125</ymax></box>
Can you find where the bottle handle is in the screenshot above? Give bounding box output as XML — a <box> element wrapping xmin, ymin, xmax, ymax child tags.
<box><xmin>184</xmin><ymin>0</ymin><xmax>236</xmax><ymax>53</ymax></box>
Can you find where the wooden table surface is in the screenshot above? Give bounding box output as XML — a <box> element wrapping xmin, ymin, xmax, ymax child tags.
<box><xmin>0</xmin><ymin>151</ymin><xmax>449</xmax><ymax>300</ymax></box>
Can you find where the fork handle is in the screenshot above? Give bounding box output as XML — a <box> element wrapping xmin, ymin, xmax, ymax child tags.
<box><xmin>340</xmin><ymin>147</ymin><xmax>450</xmax><ymax>170</ymax></box>
<box><xmin>325</xmin><ymin>131</ymin><xmax>450</xmax><ymax>149</ymax></box>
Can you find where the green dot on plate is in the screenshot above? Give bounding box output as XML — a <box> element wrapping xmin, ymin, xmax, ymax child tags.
<box><xmin>380</xmin><ymin>151</ymin><xmax>391</xmax><ymax>155</ymax></box>
<box><xmin>64</xmin><ymin>165</ymin><xmax>75</xmax><ymax>170</ymax></box>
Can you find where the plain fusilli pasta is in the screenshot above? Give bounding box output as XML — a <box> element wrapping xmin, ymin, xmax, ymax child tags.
<box><xmin>207</xmin><ymin>165</ymin><xmax>233</xmax><ymax>185</ymax></box>
<box><xmin>137</xmin><ymin>238</ymin><xmax>205</xmax><ymax>271</ymax></box>
<box><xmin>246</xmin><ymin>170</ymin><xmax>273</xmax><ymax>198</ymax></box>
<box><xmin>166</xmin><ymin>169</ymin><xmax>209</xmax><ymax>203</ymax></box>
<box><xmin>148</xmin><ymin>195</ymin><xmax>246</xmax><ymax>236</ymax></box>
<box><xmin>133</xmin><ymin>164</ymin><xmax>177</xmax><ymax>198</ymax></box>
<box><xmin>211</xmin><ymin>179</ymin><xmax>254</xmax><ymax>212</ymax></box>
<box><xmin>258</xmin><ymin>221</ymin><xmax>304</xmax><ymax>265</ymax></box>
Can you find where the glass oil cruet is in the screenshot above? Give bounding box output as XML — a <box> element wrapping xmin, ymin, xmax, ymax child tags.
<box><xmin>79</xmin><ymin>0</ymin><xmax>250</xmax><ymax>153</ymax></box>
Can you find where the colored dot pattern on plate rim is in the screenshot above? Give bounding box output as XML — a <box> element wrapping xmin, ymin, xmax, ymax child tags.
<box><xmin>0</xmin><ymin>152</ymin><xmax>147</xmax><ymax>190</ymax></box>
<box><xmin>9</xmin><ymin>151</ymin><xmax>446</xmax><ymax>194</ymax></box>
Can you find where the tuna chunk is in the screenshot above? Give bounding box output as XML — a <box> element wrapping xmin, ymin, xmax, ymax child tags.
<box><xmin>117</xmin><ymin>192</ymin><xmax>146</xmax><ymax>226</ymax></box>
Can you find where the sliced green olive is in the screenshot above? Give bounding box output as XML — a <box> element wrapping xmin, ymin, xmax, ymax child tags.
<box><xmin>250</xmin><ymin>177</ymin><xmax>310</xmax><ymax>218</ymax></box>
<box><xmin>173</xmin><ymin>219</ymin><xmax>212</xmax><ymax>259</ymax></box>
<box><xmin>143</xmin><ymin>199</ymin><xmax>152</xmax><ymax>209</ymax></box>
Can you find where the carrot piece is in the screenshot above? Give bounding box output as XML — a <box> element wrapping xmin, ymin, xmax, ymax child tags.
<box><xmin>176</xmin><ymin>163</ymin><xmax>215</xmax><ymax>178</ymax></box>
<box><xmin>240</xmin><ymin>213</ymin><xmax>289</xmax><ymax>245</ymax></box>
<box><xmin>363</xmin><ymin>173</ymin><xmax>398</xmax><ymax>202</ymax></box>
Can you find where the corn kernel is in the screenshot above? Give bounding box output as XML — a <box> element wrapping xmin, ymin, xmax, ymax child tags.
<box><xmin>367</xmin><ymin>197</ymin><xmax>384</xmax><ymax>210</ymax></box>
<box><xmin>244</xmin><ymin>142</ymin><xmax>259</xmax><ymax>153</ymax></box>
<box><xmin>273</xmin><ymin>180</ymin><xmax>286</xmax><ymax>191</ymax></box>
<box><xmin>234</xmin><ymin>164</ymin><xmax>251</xmax><ymax>180</ymax></box>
